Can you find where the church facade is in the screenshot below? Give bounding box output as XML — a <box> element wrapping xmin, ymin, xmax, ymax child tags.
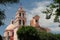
<box><xmin>4</xmin><ymin>7</ymin><xmax>50</xmax><ymax>40</ymax></box>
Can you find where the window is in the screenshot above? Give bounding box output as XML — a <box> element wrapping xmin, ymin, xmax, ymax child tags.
<box><xmin>12</xmin><ymin>32</ymin><xmax>14</xmax><ymax>37</ymax></box>
<box><xmin>19</xmin><ymin>20</ymin><xmax>21</xmax><ymax>25</ymax></box>
<box><xmin>35</xmin><ymin>20</ymin><xmax>38</xmax><ymax>22</ymax></box>
<box><xmin>23</xmin><ymin>13</ymin><xmax>24</xmax><ymax>17</ymax></box>
<box><xmin>12</xmin><ymin>21</ymin><xmax>14</xmax><ymax>24</ymax></box>
<box><xmin>7</xmin><ymin>32</ymin><xmax>9</xmax><ymax>40</ymax></box>
<box><xmin>7</xmin><ymin>32</ymin><xmax>9</xmax><ymax>36</ymax></box>
<box><xmin>19</xmin><ymin>13</ymin><xmax>21</xmax><ymax>16</ymax></box>
<box><xmin>23</xmin><ymin>20</ymin><xmax>25</xmax><ymax>25</ymax></box>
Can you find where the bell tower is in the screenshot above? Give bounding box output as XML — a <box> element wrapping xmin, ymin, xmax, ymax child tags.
<box><xmin>15</xmin><ymin>7</ymin><xmax>26</xmax><ymax>26</ymax></box>
<box><xmin>30</xmin><ymin>15</ymin><xmax>40</xmax><ymax>27</ymax></box>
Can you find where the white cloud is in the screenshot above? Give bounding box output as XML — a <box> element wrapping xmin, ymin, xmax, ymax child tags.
<box><xmin>50</xmin><ymin>27</ymin><xmax>60</xmax><ymax>33</ymax></box>
<box><xmin>29</xmin><ymin>1</ymin><xmax>54</xmax><ymax>27</ymax></box>
<box><xmin>26</xmin><ymin>1</ymin><xmax>60</xmax><ymax>33</ymax></box>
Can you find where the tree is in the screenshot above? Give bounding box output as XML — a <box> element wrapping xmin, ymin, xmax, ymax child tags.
<box><xmin>42</xmin><ymin>7</ymin><xmax>53</xmax><ymax>19</ymax></box>
<box><xmin>0</xmin><ymin>0</ymin><xmax>19</xmax><ymax>39</ymax></box>
<box><xmin>17</xmin><ymin>26</ymin><xmax>40</xmax><ymax>40</ymax></box>
<box><xmin>42</xmin><ymin>0</ymin><xmax>60</xmax><ymax>23</ymax></box>
<box><xmin>0</xmin><ymin>0</ymin><xmax>19</xmax><ymax>4</ymax></box>
<box><xmin>0</xmin><ymin>35</ymin><xmax>2</xmax><ymax>40</ymax></box>
<box><xmin>17</xmin><ymin>26</ymin><xmax>60</xmax><ymax>40</ymax></box>
<box><xmin>0</xmin><ymin>10</ymin><xmax>5</xmax><ymax>26</ymax></box>
<box><xmin>39</xmin><ymin>31</ymin><xmax>58</xmax><ymax>40</ymax></box>
<box><xmin>0</xmin><ymin>0</ymin><xmax>19</xmax><ymax>26</ymax></box>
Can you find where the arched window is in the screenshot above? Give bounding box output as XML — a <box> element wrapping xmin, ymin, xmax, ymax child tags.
<box><xmin>19</xmin><ymin>13</ymin><xmax>21</xmax><ymax>16</ymax></box>
<box><xmin>19</xmin><ymin>20</ymin><xmax>21</xmax><ymax>25</ymax></box>
<box><xmin>7</xmin><ymin>32</ymin><xmax>9</xmax><ymax>40</ymax></box>
<box><xmin>12</xmin><ymin>32</ymin><xmax>14</xmax><ymax>37</ymax></box>
<box><xmin>23</xmin><ymin>20</ymin><xmax>25</xmax><ymax>25</ymax></box>
<box><xmin>35</xmin><ymin>20</ymin><xmax>38</xmax><ymax>22</ymax></box>
<box><xmin>7</xmin><ymin>32</ymin><xmax>9</xmax><ymax>36</ymax></box>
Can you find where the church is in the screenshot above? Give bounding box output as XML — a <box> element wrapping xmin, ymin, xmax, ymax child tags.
<box><xmin>3</xmin><ymin>6</ymin><xmax>50</xmax><ymax>40</ymax></box>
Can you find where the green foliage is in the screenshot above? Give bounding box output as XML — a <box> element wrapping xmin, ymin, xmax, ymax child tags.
<box><xmin>54</xmin><ymin>15</ymin><xmax>59</xmax><ymax>22</ymax></box>
<box><xmin>55</xmin><ymin>8</ymin><xmax>60</xmax><ymax>16</ymax></box>
<box><xmin>0</xmin><ymin>10</ymin><xmax>5</xmax><ymax>20</ymax></box>
<box><xmin>42</xmin><ymin>0</ymin><xmax>60</xmax><ymax>25</ymax></box>
<box><xmin>39</xmin><ymin>32</ymin><xmax>58</xmax><ymax>40</ymax></box>
<box><xmin>0</xmin><ymin>10</ymin><xmax>5</xmax><ymax>26</ymax></box>
<box><xmin>17</xmin><ymin>26</ymin><xmax>60</xmax><ymax>40</ymax></box>
<box><xmin>54</xmin><ymin>0</ymin><xmax>60</xmax><ymax>4</ymax></box>
<box><xmin>49</xmin><ymin>3</ymin><xmax>57</xmax><ymax>8</ymax></box>
<box><xmin>0</xmin><ymin>0</ymin><xmax>19</xmax><ymax>26</ymax></box>
<box><xmin>0</xmin><ymin>35</ymin><xmax>2</xmax><ymax>40</ymax></box>
<box><xmin>42</xmin><ymin>8</ymin><xmax>53</xmax><ymax>19</ymax></box>
<box><xmin>17</xmin><ymin>26</ymin><xmax>40</xmax><ymax>40</ymax></box>
<box><xmin>0</xmin><ymin>0</ymin><xmax>19</xmax><ymax>4</ymax></box>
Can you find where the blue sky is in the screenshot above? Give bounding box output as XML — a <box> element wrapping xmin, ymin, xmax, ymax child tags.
<box><xmin>0</xmin><ymin>0</ymin><xmax>60</xmax><ymax>36</ymax></box>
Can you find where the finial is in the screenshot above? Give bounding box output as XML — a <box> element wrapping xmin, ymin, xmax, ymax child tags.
<box><xmin>19</xmin><ymin>0</ymin><xmax>22</xmax><ymax>9</ymax></box>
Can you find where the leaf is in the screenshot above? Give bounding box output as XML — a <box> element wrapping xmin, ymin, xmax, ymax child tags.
<box><xmin>0</xmin><ymin>0</ymin><xmax>19</xmax><ymax>5</ymax></box>
<box><xmin>49</xmin><ymin>3</ymin><xmax>56</xmax><ymax>8</ymax></box>
<box><xmin>54</xmin><ymin>0</ymin><xmax>60</xmax><ymax>4</ymax></box>
<box><xmin>0</xmin><ymin>10</ymin><xmax>5</xmax><ymax>26</ymax></box>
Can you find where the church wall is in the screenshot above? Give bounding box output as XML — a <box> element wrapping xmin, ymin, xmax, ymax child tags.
<box><xmin>4</xmin><ymin>30</ymin><xmax>14</xmax><ymax>40</ymax></box>
<box><xmin>30</xmin><ymin>19</ymin><xmax>36</xmax><ymax>27</ymax></box>
<box><xmin>14</xmin><ymin>28</ymin><xmax>18</xmax><ymax>40</ymax></box>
